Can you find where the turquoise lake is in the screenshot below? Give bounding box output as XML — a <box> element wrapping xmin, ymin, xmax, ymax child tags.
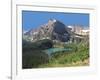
<box><xmin>44</xmin><ymin>48</ymin><xmax>72</xmax><ymax>56</ymax></box>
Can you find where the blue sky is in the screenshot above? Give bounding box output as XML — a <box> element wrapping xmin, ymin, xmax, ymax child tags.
<box><xmin>22</xmin><ymin>10</ymin><xmax>89</xmax><ymax>31</ymax></box>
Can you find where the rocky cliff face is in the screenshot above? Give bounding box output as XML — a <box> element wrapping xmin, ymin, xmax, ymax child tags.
<box><xmin>24</xmin><ymin>19</ymin><xmax>71</xmax><ymax>42</ymax></box>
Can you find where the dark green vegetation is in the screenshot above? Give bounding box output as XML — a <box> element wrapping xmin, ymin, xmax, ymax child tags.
<box><xmin>23</xmin><ymin>39</ymin><xmax>53</xmax><ymax>51</ymax></box>
<box><xmin>22</xmin><ymin>39</ymin><xmax>89</xmax><ymax>69</ymax></box>
<box><xmin>22</xmin><ymin>39</ymin><xmax>53</xmax><ymax>68</ymax></box>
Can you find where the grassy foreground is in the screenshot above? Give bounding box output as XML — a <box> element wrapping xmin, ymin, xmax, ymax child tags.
<box><xmin>38</xmin><ymin>42</ymin><xmax>89</xmax><ymax>68</ymax></box>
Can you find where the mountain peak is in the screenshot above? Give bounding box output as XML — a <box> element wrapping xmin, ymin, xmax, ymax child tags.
<box><xmin>23</xmin><ymin>19</ymin><xmax>70</xmax><ymax>42</ymax></box>
<box><xmin>49</xmin><ymin>18</ymin><xmax>57</xmax><ymax>23</ymax></box>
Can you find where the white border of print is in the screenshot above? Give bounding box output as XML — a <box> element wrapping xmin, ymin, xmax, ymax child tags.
<box><xmin>12</xmin><ymin>4</ymin><xmax>97</xmax><ymax>80</ymax></box>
